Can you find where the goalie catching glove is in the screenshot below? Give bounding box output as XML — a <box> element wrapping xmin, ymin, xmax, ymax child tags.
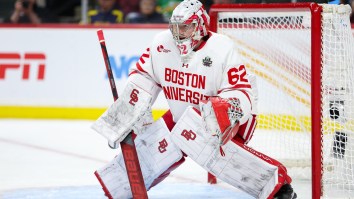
<box><xmin>200</xmin><ymin>96</ymin><xmax>244</xmax><ymax>155</ymax></box>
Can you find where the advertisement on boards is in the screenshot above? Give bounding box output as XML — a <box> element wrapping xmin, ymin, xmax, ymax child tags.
<box><xmin>0</xmin><ymin>27</ymin><xmax>169</xmax><ymax>115</ymax></box>
<box><xmin>0</xmin><ymin>25</ymin><xmax>353</xmax><ymax>119</ymax></box>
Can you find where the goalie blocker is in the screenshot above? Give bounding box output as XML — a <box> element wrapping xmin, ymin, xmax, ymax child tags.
<box><xmin>92</xmin><ymin>74</ymin><xmax>160</xmax><ymax>144</ymax></box>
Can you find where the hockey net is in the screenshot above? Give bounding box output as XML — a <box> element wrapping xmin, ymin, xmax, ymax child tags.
<box><xmin>209</xmin><ymin>3</ymin><xmax>354</xmax><ymax>198</ymax></box>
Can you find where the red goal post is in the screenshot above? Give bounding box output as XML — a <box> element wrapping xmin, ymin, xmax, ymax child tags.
<box><xmin>209</xmin><ymin>3</ymin><xmax>354</xmax><ymax>199</ymax></box>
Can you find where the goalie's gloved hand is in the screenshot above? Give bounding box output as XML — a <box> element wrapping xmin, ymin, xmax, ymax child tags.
<box><xmin>200</xmin><ymin>96</ymin><xmax>244</xmax><ymax>155</ymax></box>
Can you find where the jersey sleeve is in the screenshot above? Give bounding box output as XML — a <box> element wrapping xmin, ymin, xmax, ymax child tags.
<box><xmin>130</xmin><ymin>47</ymin><xmax>153</xmax><ymax>78</ymax></box>
<box><xmin>217</xmin><ymin>46</ymin><xmax>257</xmax><ymax>116</ymax></box>
<box><xmin>218</xmin><ymin>48</ymin><xmax>252</xmax><ymax>94</ymax></box>
<box><xmin>129</xmin><ymin>46</ymin><xmax>162</xmax><ymax>102</ymax></box>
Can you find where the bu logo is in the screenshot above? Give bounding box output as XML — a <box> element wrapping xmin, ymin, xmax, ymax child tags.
<box><xmin>129</xmin><ymin>89</ymin><xmax>139</xmax><ymax>106</ymax></box>
<box><xmin>0</xmin><ymin>53</ymin><xmax>46</xmax><ymax>80</ymax></box>
<box><xmin>158</xmin><ymin>138</ymin><xmax>168</xmax><ymax>153</ymax></box>
<box><xmin>181</xmin><ymin>129</ymin><xmax>196</xmax><ymax>141</ymax></box>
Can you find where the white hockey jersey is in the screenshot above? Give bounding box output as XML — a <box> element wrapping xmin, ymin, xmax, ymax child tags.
<box><xmin>130</xmin><ymin>30</ymin><xmax>257</xmax><ymax>122</ymax></box>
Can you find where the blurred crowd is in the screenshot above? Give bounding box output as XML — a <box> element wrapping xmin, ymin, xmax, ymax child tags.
<box><xmin>0</xmin><ymin>0</ymin><xmax>353</xmax><ymax>24</ymax></box>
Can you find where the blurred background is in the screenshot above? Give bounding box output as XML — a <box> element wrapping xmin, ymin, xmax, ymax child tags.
<box><xmin>0</xmin><ymin>0</ymin><xmax>353</xmax><ymax>25</ymax></box>
<box><xmin>0</xmin><ymin>0</ymin><xmax>353</xmax><ymax>122</ymax></box>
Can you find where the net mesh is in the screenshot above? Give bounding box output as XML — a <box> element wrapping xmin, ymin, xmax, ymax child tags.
<box><xmin>321</xmin><ymin>4</ymin><xmax>354</xmax><ymax>197</ymax></box>
<box><xmin>216</xmin><ymin>4</ymin><xmax>354</xmax><ymax>197</ymax></box>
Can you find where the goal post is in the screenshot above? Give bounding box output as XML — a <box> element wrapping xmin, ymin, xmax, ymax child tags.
<box><xmin>209</xmin><ymin>3</ymin><xmax>354</xmax><ymax>198</ymax></box>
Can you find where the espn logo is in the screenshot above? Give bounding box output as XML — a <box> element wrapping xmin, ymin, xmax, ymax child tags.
<box><xmin>0</xmin><ymin>53</ymin><xmax>46</xmax><ymax>80</ymax></box>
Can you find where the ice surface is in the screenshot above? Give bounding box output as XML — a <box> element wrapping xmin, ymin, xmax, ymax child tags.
<box><xmin>1</xmin><ymin>183</ymin><xmax>254</xmax><ymax>199</ymax></box>
<box><xmin>0</xmin><ymin>119</ymin><xmax>311</xmax><ymax>199</ymax></box>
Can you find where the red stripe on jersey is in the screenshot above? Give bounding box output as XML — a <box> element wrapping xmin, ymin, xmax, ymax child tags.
<box><xmin>230</xmin><ymin>84</ymin><xmax>252</xmax><ymax>89</ymax></box>
<box><xmin>128</xmin><ymin>70</ymin><xmax>138</xmax><ymax>76</ymax></box>
<box><xmin>139</xmin><ymin>54</ymin><xmax>149</xmax><ymax>64</ymax></box>
<box><xmin>136</xmin><ymin>62</ymin><xmax>147</xmax><ymax>74</ymax></box>
<box><xmin>139</xmin><ymin>48</ymin><xmax>150</xmax><ymax>64</ymax></box>
<box><xmin>217</xmin><ymin>84</ymin><xmax>251</xmax><ymax>94</ymax></box>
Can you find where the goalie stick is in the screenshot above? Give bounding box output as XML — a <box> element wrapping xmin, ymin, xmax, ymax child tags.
<box><xmin>95</xmin><ymin>29</ymin><xmax>148</xmax><ymax>199</ymax></box>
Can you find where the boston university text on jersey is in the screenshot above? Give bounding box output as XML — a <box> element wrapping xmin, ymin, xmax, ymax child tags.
<box><xmin>163</xmin><ymin>67</ymin><xmax>209</xmax><ymax>105</ymax></box>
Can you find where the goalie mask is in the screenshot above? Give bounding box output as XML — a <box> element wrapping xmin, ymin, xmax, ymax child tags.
<box><xmin>169</xmin><ymin>0</ymin><xmax>210</xmax><ymax>62</ymax></box>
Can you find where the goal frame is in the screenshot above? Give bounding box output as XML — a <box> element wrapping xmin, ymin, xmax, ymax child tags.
<box><xmin>209</xmin><ymin>3</ymin><xmax>323</xmax><ymax>199</ymax></box>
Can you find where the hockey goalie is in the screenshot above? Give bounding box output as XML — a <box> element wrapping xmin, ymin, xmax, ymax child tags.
<box><xmin>91</xmin><ymin>0</ymin><xmax>297</xmax><ymax>198</ymax></box>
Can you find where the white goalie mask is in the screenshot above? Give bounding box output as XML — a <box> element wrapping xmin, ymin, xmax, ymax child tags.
<box><xmin>169</xmin><ymin>0</ymin><xmax>210</xmax><ymax>62</ymax></box>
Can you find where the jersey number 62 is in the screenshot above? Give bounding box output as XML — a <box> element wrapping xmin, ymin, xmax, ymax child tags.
<box><xmin>227</xmin><ymin>65</ymin><xmax>248</xmax><ymax>85</ymax></box>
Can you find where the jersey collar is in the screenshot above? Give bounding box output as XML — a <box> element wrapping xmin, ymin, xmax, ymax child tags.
<box><xmin>194</xmin><ymin>31</ymin><xmax>212</xmax><ymax>52</ymax></box>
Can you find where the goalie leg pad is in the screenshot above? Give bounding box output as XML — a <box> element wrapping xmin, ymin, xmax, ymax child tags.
<box><xmin>149</xmin><ymin>156</ymin><xmax>186</xmax><ymax>189</ymax></box>
<box><xmin>171</xmin><ymin>106</ymin><xmax>291</xmax><ymax>199</ymax></box>
<box><xmin>95</xmin><ymin>117</ymin><xmax>183</xmax><ymax>199</ymax></box>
